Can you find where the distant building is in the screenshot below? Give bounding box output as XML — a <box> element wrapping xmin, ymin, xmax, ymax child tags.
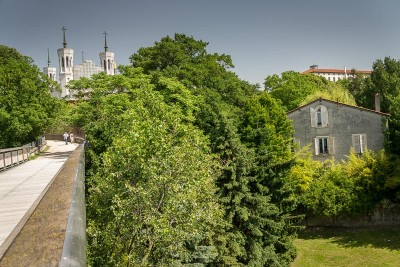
<box><xmin>43</xmin><ymin>27</ymin><xmax>116</xmax><ymax>98</ymax></box>
<box><xmin>302</xmin><ymin>65</ymin><xmax>371</xmax><ymax>82</ymax></box>
<box><xmin>73</xmin><ymin>60</ymin><xmax>104</xmax><ymax>80</ymax></box>
<box><xmin>287</xmin><ymin>96</ymin><xmax>389</xmax><ymax>161</ymax></box>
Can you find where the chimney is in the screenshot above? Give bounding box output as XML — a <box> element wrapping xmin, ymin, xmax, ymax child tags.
<box><xmin>375</xmin><ymin>93</ymin><xmax>381</xmax><ymax>112</ymax></box>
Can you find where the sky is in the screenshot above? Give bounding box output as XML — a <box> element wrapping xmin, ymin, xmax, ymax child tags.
<box><xmin>1</xmin><ymin>0</ymin><xmax>399</xmax><ymax>86</ymax></box>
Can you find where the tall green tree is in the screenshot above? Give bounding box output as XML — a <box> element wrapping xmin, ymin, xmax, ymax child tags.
<box><xmin>369</xmin><ymin>57</ymin><xmax>400</xmax><ymax>112</ymax></box>
<box><xmin>130</xmin><ymin>34</ymin><xmax>299</xmax><ymax>266</ymax></box>
<box><xmin>0</xmin><ymin>45</ymin><xmax>61</xmax><ymax>148</ymax></box>
<box><xmin>130</xmin><ymin>33</ymin><xmax>257</xmax><ymax>107</ymax></box>
<box><xmin>69</xmin><ymin>69</ymin><xmax>223</xmax><ymax>266</ymax></box>
<box><xmin>265</xmin><ymin>71</ymin><xmax>327</xmax><ymax>111</ymax></box>
<box><xmin>265</xmin><ymin>71</ymin><xmax>355</xmax><ymax>111</ymax></box>
<box><xmin>345</xmin><ymin>57</ymin><xmax>400</xmax><ymax>155</ymax></box>
<box><xmin>338</xmin><ymin>71</ymin><xmax>372</xmax><ymax>108</ymax></box>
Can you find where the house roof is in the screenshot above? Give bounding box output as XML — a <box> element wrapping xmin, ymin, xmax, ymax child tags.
<box><xmin>287</xmin><ymin>98</ymin><xmax>390</xmax><ymax>117</ymax></box>
<box><xmin>302</xmin><ymin>68</ymin><xmax>372</xmax><ymax>75</ymax></box>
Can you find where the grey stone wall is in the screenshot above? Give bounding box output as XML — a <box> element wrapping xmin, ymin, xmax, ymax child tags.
<box><xmin>288</xmin><ymin>99</ymin><xmax>388</xmax><ymax>161</ymax></box>
<box><xmin>304</xmin><ymin>207</ymin><xmax>400</xmax><ymax>227</ymax></box>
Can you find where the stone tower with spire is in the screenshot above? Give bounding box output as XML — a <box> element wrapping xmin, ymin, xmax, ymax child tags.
<box><xmin>57</xmin><ymin>26</ymin><xmax>74</xmax><ymax>97</ymax></box>
<box><xmin>43</xmin><ymin>48</ymin><xmax>59</xmax><ymax>97</ymax></box>
<box><xmin>99</xmin><ymin>31</ymin><xmax>115</xmax><ymax>75</ymax></box>
<box><xmin>43</xmin><ymin>49</ymin><xmax>57</xmax><ymax>82</ymax></box>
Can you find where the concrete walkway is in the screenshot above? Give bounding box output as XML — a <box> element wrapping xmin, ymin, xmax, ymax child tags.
<box><xmin>0</xmin><ymin>141</ymin><xmax>78</xmax><ymax>249</ymax></box>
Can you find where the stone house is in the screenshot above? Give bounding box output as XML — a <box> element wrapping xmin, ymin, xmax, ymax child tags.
<box><xmin>287</xmin><ymin>97</ymin><xmax>389</xmax><ymax>161</ymax></box>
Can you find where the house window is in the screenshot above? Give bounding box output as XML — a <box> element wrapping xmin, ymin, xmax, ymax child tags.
<box><xmin>316</xmin><ymin>108</ymin><xmax>322</xmax><ymax>126</ymax></box>
<box><xmin>311</xmin><ymin>105</ymin><xmax>329</xmax><ymax>127</ymax></box>
<box><xmin>352</xmin><ymin>134</ymin><xmax>367</xmax><ymax>153</ymax></box>
<box><xmin>315</xmin><ymin>136</ymin><xmax>334</xmax><ymax>155</ymax></box>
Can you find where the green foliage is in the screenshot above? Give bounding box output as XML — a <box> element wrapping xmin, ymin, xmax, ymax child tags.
<box><xmin>300</xmin><ymin>84</ymin><xmax>356</xmax><ymax>106</ymax></box>
<box><xmin>342</xmin><ymin>57</ymin><xmax>400</xmax><ymax>155</ymax></box>
<box><xmin>369</xmin><ymin>57</ymin><xmax>400</xmax><ymax>112</ymax></box>
<box><xmin>235</xmin><ymin>92</ymin><xmax>300</xmax><ymax>266</ymax></box>
<box><xmin>0</xmin><ymin>45</ymin><xmax>62</xmax><ymax>148</ymax></box>
<box><xmin>0</xmin><ymin>45</ymin><xmax>33</xmax><ymax>65</ymax></box>
<box><xmin>186</xmin><ymin>88</ymin><xmax>300</xmax><ymax>266</ymax></box>
<box><xmin>129</xmin><ymin>34</ymin><xmax>301</xmax><ymax>266</ymax></box>
<box><xmin>301</xmin><ymin>161</ymin><xmax>355</xmax><ymax>216</ymax></box>
<box><xmin>265</xmin><ymin>71</ymin><xmax>324</xmax><ymax>111</ymax></box>
<box><xmin>289</xmin><ymin>146</ymin><xmax>322</xmax><ymax>192</ymax></box>
<box><xmin>130</xmin><ymin>33</ymin><xmax>258</xmax><ymax>107</ymax></box>
<box><xmin>88</xmin><ymin>100</ymin><xmax>222</xmax><ymax>266</ymax></box>
<box><xmin>266</xmin><ymin>71</ymin><xmax>356</xmax><ymax>111</ymax></box>
<box><xmin>297</xmin><ymin>149</ymin><xmax>400</xmax><ymax>217</ymax></box>
<box><xmin>68</xmin><ymin>69</ymin><xmax>224</xmax><ymax>266</ymax></box>
<box><xmin>76</xmin><ymin>34</ymin><xmax>301</xmax><ymax>266</ymax></box>
<box><xmin>46</xmin><ymin>101</ymin><xmax>74</xmax><ymax>134</ymax></box>
<box><xmin>370</xmin><ymin>58</ymin><xmax>400</xmax><ymax>155</ymax></box>
<box><xmin>338</xmin><ymin>72</ymin><xmax>372</xmax><ymax>108</ymax></box>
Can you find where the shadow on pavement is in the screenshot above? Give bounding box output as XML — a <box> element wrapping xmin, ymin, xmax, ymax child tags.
<box><xmin>42</xmin><ymin>151</ymin><xmax>73</xmax><ymax>159</ymax></box>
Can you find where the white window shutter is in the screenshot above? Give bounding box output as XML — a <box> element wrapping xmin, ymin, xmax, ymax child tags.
<box><xmin>322</xmin><ymin>106</ymin><xmax>329</xmax><ymax>127</ymax></box>
<box><xmin>328</xmin><ymin>137</ymin><xmax>335</xmax><ymax>154</ymax></box>
<box><xmin>352</xmin><ymin>134</ymin><xmax>361</xmax><ymax>153</ymax></box>
<box><xmin>310</xmin><ymin>108</ymin><xmax>316</xmax><ymax>127</ymax></box>
<box><xmin>314</xmin><ymin>138</ymin><xmax>319</xmax><ymax>155</ymax></box>
<box><xmin>360</xmin><ymin>134</ymin><xmax>367</xmax><ymax>153</ymax></box>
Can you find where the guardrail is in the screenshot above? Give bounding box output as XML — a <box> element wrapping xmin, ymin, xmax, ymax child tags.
<box><xmin>0</xmin><ymin>136</ymin><xmax>46</xmax><ymax>171</ymax></box>
<box><xmin>59</xmin><ymin>143</ymin><xmax>86</xmax><ymax>267</ymax></box>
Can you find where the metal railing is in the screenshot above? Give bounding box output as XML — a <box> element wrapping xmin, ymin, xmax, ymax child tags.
<box><xmin>59</xmin><ymin>144</ymin><xmax>86</xmax><ymax>267</ymax></box>
<box><xmin>0</xmin><ymin>136</ymin><xmax>46</xmax><ymax>171</ymax></box>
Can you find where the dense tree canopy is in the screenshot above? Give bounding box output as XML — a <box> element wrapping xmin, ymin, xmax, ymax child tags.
<box><xmin>67</xmin><ymin>34</ymin><xmax>302</xmax><ymax>266</ymax></box>
<box><xmin>265</xmin><ymin>71</ymin><xmax>356</xmax><ymax>111</ymax></box>
<box><xmin>69</xmin><ymin>69</ymin><xmax>224</xmax><ymax>266</ymax></box>
<box><xmin>68</xmin><ymin>38</ymin><xmax>400</xmax><ymax>264</ymax></box>
<box><xmin>130</xmin><ymin>34</ymin><xmax>300</xmax><ymax>266</ymax></box>
<box><xmin>341</xmin><ymin>57</ymin><xmax>400</xmax><ymax>155</ymax></box>
<box><xmin>0</xmin><ymin>45</ymin><xmax>61</xmax><ymax>148</ymax></box>
<box><xmin>130</xmin><ymin>33</ymin><xmax>257</xmax><ymax>106</ymax></box>
<box><xmin>291</xmin><ymin>149</ymin><xmax>400</xmax><ymax>217</ymax></box>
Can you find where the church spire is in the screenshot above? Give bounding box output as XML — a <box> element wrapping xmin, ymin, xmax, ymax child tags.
<box><xmin>62</xmin><ymin>26</ymin><xmax>67</xmax><ymax>48</ymax></box>
<box><xmin>103</xmin><ymin>31</ymin><xmax>108</xmax><ymax>52</ymax></box>
<box><xmin>99</xmin><ymin>31</ymin><xmax>115</xmax><ymax>76</ymax></box>
<box><xmin>47</xmin><ymin>48</ymin><xmax>51</xmax><ymax>67</ymax></box>
<box><xmin>58</xmin><ymin>26</ymin><xmax>74</xmax><ymax>97</ymax></box>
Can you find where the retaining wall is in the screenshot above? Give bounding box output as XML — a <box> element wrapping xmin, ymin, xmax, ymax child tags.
<box><xmin>304</xmin><ymin>207</ymin><xmax>400</xmax><ymax>227</ymax></box>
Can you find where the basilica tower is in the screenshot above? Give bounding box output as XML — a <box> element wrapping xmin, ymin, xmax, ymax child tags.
<box><xmin>43</xmin><ymin>49</ymin><xmax>57</xmax><ymax>82</ymax></box>
<box><xmin>99</xmin><ymin>31</ymin><xmax>115</xmax><ymax>75</ymax></box>
<box><xmin>43</xmin><ymin>48</ymin><xmax>59</xmax><ymax>97</ymax></box>
<box><xmin>57</xmin><ymin>27</ymin><xmax>74</xmax><ymax>97</ymax></box>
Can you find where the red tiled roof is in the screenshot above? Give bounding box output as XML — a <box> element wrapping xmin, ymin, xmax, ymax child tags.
<box><xmin>302</xmin><ymin>68</ymin><xmax>371</xmax><ymax>75</ymax></box>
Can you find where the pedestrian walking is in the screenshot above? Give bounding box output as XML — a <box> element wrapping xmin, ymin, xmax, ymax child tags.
<box><xmin>70</xmin><ymin>132</ymin><xmax>75</xmax><ymax>144</ymax></box>
<box><xmin>63</xmin><ymin>132</ymin><xmax>69</xmax><ymax>145</ymax></box>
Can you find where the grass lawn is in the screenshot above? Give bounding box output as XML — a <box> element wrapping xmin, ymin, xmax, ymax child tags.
<box><xmin>292</xmin><ymin>226</ymin><xmax>400</xmax><ymax>267</ymax></box>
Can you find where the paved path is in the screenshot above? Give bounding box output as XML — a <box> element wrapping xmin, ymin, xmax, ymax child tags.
<box><xmin>0</xmin><ymin>141</ymin><xmax>78</xmax><ymax>248</ymax></box>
